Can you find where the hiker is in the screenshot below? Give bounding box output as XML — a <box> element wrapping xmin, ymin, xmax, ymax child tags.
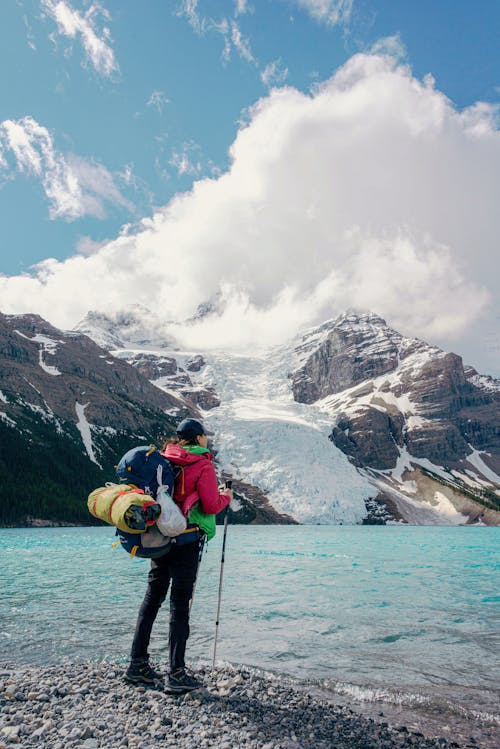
<box><xmin>125</xmin><ymin>418</ymin><xmax>232</xmax><ymax>692</ymax></box>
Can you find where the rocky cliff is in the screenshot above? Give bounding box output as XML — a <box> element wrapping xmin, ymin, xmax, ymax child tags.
<box><xmin>0</xmin><ymin>312</ymin><xmax>293</xmax><ymax>526</ymax></box>
<box><xmin>73</xmin><ymin>307</ymin><xmax>500</xmax><ymax>525</ymax></box>
<box><xmin>291</xmin><ymin>312</ymin><xmax>500</xmax><ymax>520</ymax></box>
<box><xmin>0</xmin><ymin>312</ymin><xmax>189</xmax><ymax>525</ymax></box>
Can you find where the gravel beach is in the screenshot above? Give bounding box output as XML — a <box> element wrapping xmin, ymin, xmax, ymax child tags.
<box><xmin>1</xmin><ymin>661</ymin><xmax>492</xmax><ymax>749</ymax></box>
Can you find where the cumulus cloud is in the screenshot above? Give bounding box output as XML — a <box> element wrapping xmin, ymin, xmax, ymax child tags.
<box><xmin>1</xmin><ymin>54</ymin><xmax>499</xmax><ymax>372</ymax></box>
<box><xmin>0</xmin><ymin>116</ymin><xmax>132</xmax><ymax>219</ymax></box>
<box><xmin>369</xmin><ymin>34</ymin><xmax>406</xmax><ymax>60</ymax></box>
<box><xmin>41</xmin><ymin>0</ymin><xmax>118</xmax><ymax>77</ymax></box>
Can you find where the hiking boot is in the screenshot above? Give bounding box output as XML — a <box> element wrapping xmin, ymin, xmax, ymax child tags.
<box><xmin>125</xmin><ymin>660</ymin><xmax>163</xmax><ymax>685</ymax></box>
<box><xmin>166</xmin><ymin>668</ymin><xmax>203</xmax><ymax>693</ymax></box>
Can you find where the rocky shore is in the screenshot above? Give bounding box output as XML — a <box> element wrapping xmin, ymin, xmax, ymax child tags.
<box><xmin>0</xmin><ymin>661</ymin><xmax>482</xmax><ymax>749</ymax></box>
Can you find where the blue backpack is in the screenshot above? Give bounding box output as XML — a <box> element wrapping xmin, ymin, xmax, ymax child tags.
<box><xmin>116</xmin><ymin>445</ymin><xmax>175</xmax><ymax>496</ymax></box>
<box><xmin>115</xmin><ymin>445</ymin><xmax>176</xmax><ymax>559</ymax></box>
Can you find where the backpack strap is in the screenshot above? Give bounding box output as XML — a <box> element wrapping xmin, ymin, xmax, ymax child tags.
<box><xmin>176</xmin><ymin>466</ymin><xmax>185</xmax><ymax>496</ymax></box>
<box><xmin>156</xmin><ymin>463</ymin><xmax>163</xmax><ymax>490</ymax></box>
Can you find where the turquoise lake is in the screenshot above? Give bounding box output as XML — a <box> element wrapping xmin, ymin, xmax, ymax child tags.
<box><xmin>1</xmin><ymin>525</ymin><xmax>499</xmax><ymax>741</ymax></box>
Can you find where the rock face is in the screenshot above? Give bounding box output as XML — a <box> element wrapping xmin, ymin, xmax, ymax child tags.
<box><xmin>0</xmin><ymin>313</ymin><xmax>188</xmax><ymax>434</ymax></box>
<box><xmin>0</xmin><ymin>313</ymin><xmax>190</xmax><ymax>525</ymax></box>
<box><xmin>292</xmin><ymin>312</ymin><xmax>500</xmax><ymax>516</ymax></box>
<box><xmin>293</xmin><ymin>313</ymin><xmax>427</xmax><ymax>403</ymax></box>
<box><xmin>124</xmin><ymin>352</ymin><xmax>221</xmax><ymax>411</ymax></box>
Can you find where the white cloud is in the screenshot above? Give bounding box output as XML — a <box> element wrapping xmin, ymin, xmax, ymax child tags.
<box><xmin>293</xmin><ymin>0</ymin><xmax>354</xmax><ymax>26</ymax></box>
<box><xmin>177</xmin><ymin>0</ymin><xmax>205</xmax><ymax>34</ymax></box>
<box><xmin>169</xmin><ymin>142</ymin><xmax>203</xmax><ymax>177</ymax></box>
<box><xmin>147</xmin><ymin>90</ymin><xmax>171</xmax><ymax>112</ymax></box>
<box><xmin>23</xmin><ymin>13</ymin><xmax>37</xmax><ymax>50</ymax></box>
<box><xmin>0</xmin><ymin>116</ymin><xmax>131</xmax><ymax>220</ymax></box>
<box><xmin>178</xmin><ymin>2</ymin><xmax>256</xmax><ymax>67</ymax></box>
<box><xmin>369</xmin><ymin>34</ymin><xmax>406</xmax><ymax>60</ymax></box>
<box><xmin>75</xmin><ymin>235</ymin><xmax>109</xmax><ymax>256</ymax></box>
<box><xmin>234</xmin><ymin>0</ymin><xmax>249</xmax><ymax>15</ymax></box>
<box><xmin>1</xmin><ymin>54</ymin><xmax>499</xmax><ymax>373</ymax></box>
<box><xmin>261</xmin><ymin>59</ymin><xmax>289</xmax><ymax>88</ymax></box>
<box><xmin>230</xmin><ymin>21</ymin><xmax>255</xmax><ymax>63</ymax></box>
<box><xmin>41</xmin><ymin>0</ymin><xmax>118</xmax><ymax>78</ymax></box>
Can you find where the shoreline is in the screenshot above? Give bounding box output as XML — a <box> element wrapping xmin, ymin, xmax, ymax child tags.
<box><xmin>1</xmin><ymin>661</ymin><xmax>497</xmax><ymax>749</ymax></box>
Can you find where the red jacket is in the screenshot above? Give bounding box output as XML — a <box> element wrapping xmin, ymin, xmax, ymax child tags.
<box><xmin>162</xmin><ymin>444</ymin><xmax>231</xmax><ymax>517</ymax></box>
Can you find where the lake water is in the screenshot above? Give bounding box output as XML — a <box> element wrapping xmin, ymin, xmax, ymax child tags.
<box><xmin>1</xmin><ymin>525</ymin><xmax>499</xmax><ymax>745</ymax></box>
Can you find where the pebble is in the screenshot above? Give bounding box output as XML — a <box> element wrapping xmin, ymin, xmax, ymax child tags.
<box><xmin>0</xmin><ymin>662</ymin><xmax>474</xmax><ymax>749</ymax></box>
<box><xmin>1</xmin><ymin>726</ymin><xmax>20</xmax><ymax>741</ymax></box>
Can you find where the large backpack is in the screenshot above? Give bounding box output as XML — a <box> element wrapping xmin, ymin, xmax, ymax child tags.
<box><xmin>116</xmin><ymin>445</ymin><xmax>175</xmax><ymax>496</ymax></box>
<box><xmin>114</xmin><ymin>445</ymin><xmax>176</xmax><ymax>559</ymax></box>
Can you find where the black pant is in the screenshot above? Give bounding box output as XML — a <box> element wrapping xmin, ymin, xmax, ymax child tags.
<box><xmin>130</xmin><ymin>539</ymin><xmax>201</xmax><ymax>671</ymax></box>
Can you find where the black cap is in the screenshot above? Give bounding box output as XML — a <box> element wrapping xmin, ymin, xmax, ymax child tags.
<box><xmin>176</xmin><ymin>418</ymin><xmax>205</xmax><ymax>440</ymax></box>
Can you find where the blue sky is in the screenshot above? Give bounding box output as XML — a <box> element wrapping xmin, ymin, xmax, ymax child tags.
<box><xmin>0</xmin><ymin>1</ymin><xmax>499</xmax><ymax>373</ymax></box>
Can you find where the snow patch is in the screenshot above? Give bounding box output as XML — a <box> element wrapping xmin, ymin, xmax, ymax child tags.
<box><xmin>15</xmin><ymin>330</ymin><xmax>62</xmax><ymax>376</ymax></box>
<box><xmin>20</xmin><ymin>399</ymin><xmax>64</xmax><ymax>434</ymax></box>
<box><xmin>466</xmin><ymin>447</ymin><xmax>500</xmax><ymax>484</ymax></box>
<box><xmin>229</xmin><ymin>497</ymin><xmax>243</xmax><ymax>512</ymax></box>
<box><xmin>0</xmin><ymin>391</ymin><xmax>8</xmax><ymax>404</ymax></box>
<box><xmin>0</xmin><ymin>411</ymin><xmax>16</xmax><ymax>428</ymax></box>
<box><xmin>451</xmin><ymin>470</ymin><xmax>489</xmax><ymax>490</ymax></box>
<box><xmin>75</xmin><ymin>402</ymin><xmax>102</xmax><ymax>467</ymax></box>
<box><xmin>33</xmin><ymin>335</ymin><xmax>62</xmax><ymax>376</ymax></box>
<box><xmin>406</xmin><ymin>415</ymin><xmax>429</xmax><ymax>429</ymax></box>
<box><xmin>406</xmin><ymin>456</ymin><xmax>455</xmax><ymax>483</ymax></box>
<box><xmin>91</xmin><ymin>425</ymin><xmax>119</xmax><ymax>436</ymax></box>
<box><xmin>165</xmin><ymin>406</ymin><xmax>182</xmax><ymax>416</ymax></box>
<box><xmin>430</xmin><ymin>491</ymin><xmax>468</xmax><ymax>523</ymax></box>
<box><xmin>392</xmin><ymin>446</ymin><xmax>414</xmax><ymax>481</ymax></box>
<box><xmin>468</xmin><ymin>373</ymin><xmax>500</xmax><ymax>393</ymax></box>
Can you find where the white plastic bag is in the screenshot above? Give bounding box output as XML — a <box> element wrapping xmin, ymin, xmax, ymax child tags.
<box><xmin>155</xmin><ymin>465</ymin><xmax>187</xmax><ymax>537</ymax></box>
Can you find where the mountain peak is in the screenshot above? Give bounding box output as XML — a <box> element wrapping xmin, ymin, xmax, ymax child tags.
<box><xmin>335</xmin><ymin>310</ymin><xmax>388</xmax><ymax>328</ymax></box>
<box><xmin>74</xmin><ymin>307</ymin><xmax>178</xmax><ymax>350</ymax></box>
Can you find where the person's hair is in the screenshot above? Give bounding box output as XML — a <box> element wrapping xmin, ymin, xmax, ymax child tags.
<box><xmin>161</xmin><ymin>436</ymin><xmax>179</xmax><ymax>450</ymax></box>
<box><xmin>162</xmin><ymin>434</ymin><xmax>201</xmax><ymax>449</ymax></box>
<box><xmin>180</xmin><ymin>434</ymin><xmax>202</xmax><ymax>446</ymax></box>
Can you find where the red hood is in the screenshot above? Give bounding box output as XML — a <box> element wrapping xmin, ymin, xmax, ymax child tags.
<box><xmin>162</xmin><ymin>444</ymin><xmax>214</xmax><ymax>466</ymax></box>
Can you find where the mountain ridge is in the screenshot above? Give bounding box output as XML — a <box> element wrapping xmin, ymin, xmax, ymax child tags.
<box><xmin>81</xmin><ymin>307</ymin><xmax>499</xmax><ymax>525</ymax></box>
<box><xmin>1</xmin><ymin>308</ymin><xmax>499</xmax><ymax>526</ymax></box>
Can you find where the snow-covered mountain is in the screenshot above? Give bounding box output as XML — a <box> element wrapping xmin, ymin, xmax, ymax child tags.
<box><xmin>0</xmin><ymin>312</ymin><xmax>190</xmax><ymax>525</ymax></box>
<box><xmin>78</xmin><ymin>308</ymin><xmax>500</xmax><ymax>526</ymax></box>
<box><xmin>2</xmin><ymin>308</ymin><xmax>499</xmax><ymax>526</ymax></box>
<box><xmin>0</xmin><ymin>311</ymin><xmax>291</xmax><ymax>526</ymax></box>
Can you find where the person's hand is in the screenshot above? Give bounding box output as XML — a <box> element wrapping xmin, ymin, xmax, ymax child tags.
<box><xmin>219</xmin><ymin>485</ymin><xmax>233</xmax><ymax>501</ymax></box>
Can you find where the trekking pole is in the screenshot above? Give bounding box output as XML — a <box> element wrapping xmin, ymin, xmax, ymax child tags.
<box><xmin>212</xmin><ymin>482</ymin><xmax>231</xmax><ymax>670</ymax></box>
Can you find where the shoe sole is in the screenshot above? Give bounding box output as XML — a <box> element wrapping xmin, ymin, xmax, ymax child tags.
<box><xmin>124</xmin><ymin>674</ymin><xmax>161</xmax><ymax>685</ymax></box>
<box><xmin>165</xmin><ymin>684</ymin><xmax>200</xmax><ymax>694</ymax></box>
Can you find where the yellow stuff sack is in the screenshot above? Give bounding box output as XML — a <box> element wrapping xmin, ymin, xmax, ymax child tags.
<box><xmin>87</xmin><ymin>483</ymin><xmax>152</xmax><ymax>534</ymax></box>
